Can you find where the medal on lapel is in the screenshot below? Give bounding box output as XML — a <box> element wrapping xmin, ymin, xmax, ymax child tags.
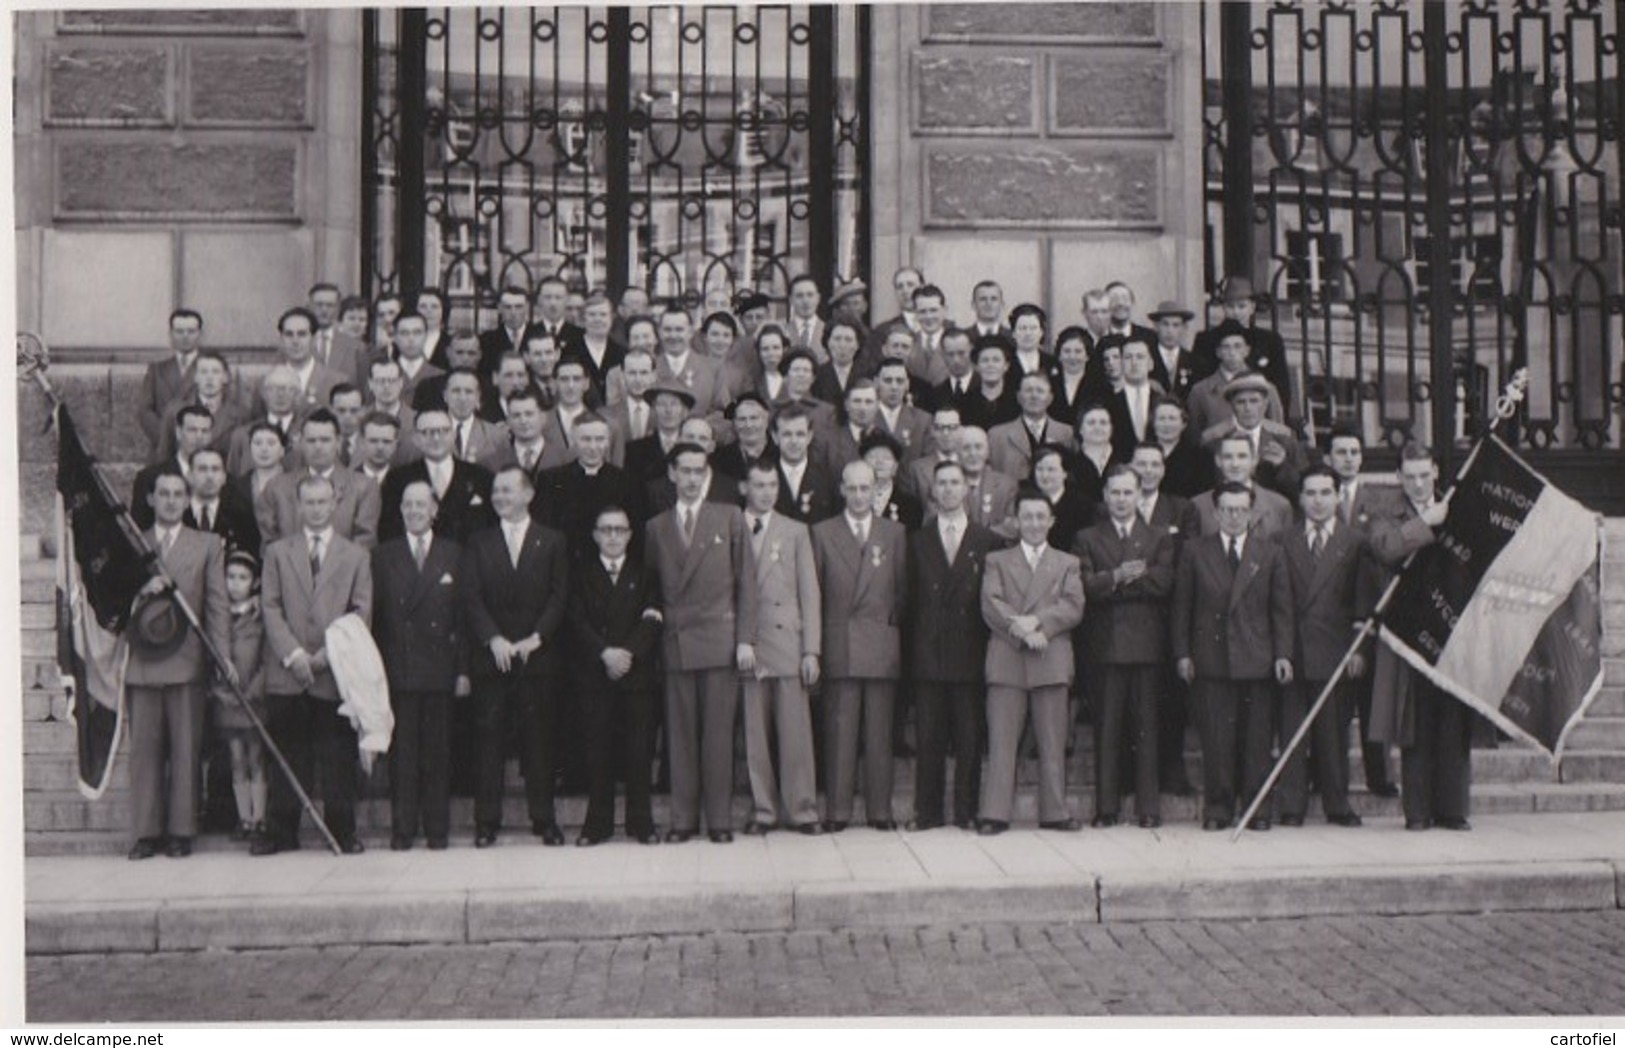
<box><xmin>898</xmin><ymin>427</ymin><xmax>911</xmax><ymax>445</ymax></box>
<box><xmin>769</xmin><ymin>541</ymin><xmax>781</xmax><ymax>563</ymax></box>
<box><xmin>800</xmin><ymin>491</ymin><xmax>812</xmax><ymax>515</ymax></box>
<box><xmin>981</xmin><ymin>491</ymin><xmax>993</xmax><ymax>517</ymax></box>
<box><xmin>870</xmin><ymin>544</ymin><xmax>884</xmax><ymax>567</ymax></box>
<box><xmin>683</xmin><ymin>369</ymin><xmax>695</xmax><ymax>388</ymax></box>
<box><xmin>886</xmin><ymin>503</ymin><xmax>899</xmax><ymax>521</ymax></box>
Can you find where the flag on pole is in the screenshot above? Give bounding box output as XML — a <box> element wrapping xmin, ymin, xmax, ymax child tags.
<box><xmin>55</xmin><ymin>405</ymin><xmax>153</xmax><ymax>797</ymax></box>
<box><xmin>1379</xmin><ymin>435</ymin><xmax>1604</xmax><ymax>757</ymax></box>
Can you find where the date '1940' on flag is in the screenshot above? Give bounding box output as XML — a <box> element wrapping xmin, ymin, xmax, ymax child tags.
<box><xmin>1379</xmin><ymin>436</ymin><xmax>1604</xmax><ymax>758</ymax></box>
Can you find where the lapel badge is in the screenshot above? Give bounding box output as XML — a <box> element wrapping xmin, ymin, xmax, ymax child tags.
<box><xmin>898</xmin><ymin>428</ymin><xmax>910</xmax><ymax>444</ymax></box>
<box><xmin>870</xmin><ymin>544</ymin><xmax>884</xmax><ymax>567</ymax></box>
<box><xmin>981</xmin><ymin>491</ymin><xmax>993</xmax><ymax>516</ymax></box>
<box><xmin>886</xmin><ymin>504</ymin><xmax>899</xmax><ymax>521</ymax></box>
<box><xmin>770</xmin><ymin>541</ymin><xmax>781</xmax><ymax>562</ymax></box>
<box><xmin>439</xmin><ymin>572</ymin><xmax>454</xmax><ymax>584</ymax></box>
<box><xmin>800</xmin><ymin>491</ymin><xmax>813</xmax><ymax>514</ymax></box>
<box><xmin>712</xmin><ymin>532</ymin><xmax>724</xmax><ymax>545</ymax></box>
<box><xmin>1257</xmin><ymin>357</ymin><xmax>1270</xmax><ymax>369</ymax></box>
<box><xmin>683</xmin><ymin>370</ymin><xmax>695</xmax><ymax>387</ymax></box>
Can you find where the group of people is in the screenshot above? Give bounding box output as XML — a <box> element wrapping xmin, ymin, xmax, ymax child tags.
<box><xmin>117</xmin><ymin>269</ymin><xmax>1474</xmax><ymax>860</ymax></box>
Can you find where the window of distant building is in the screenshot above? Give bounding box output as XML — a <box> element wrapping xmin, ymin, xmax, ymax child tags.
<box><xmin>1285</xmin><ymin>228</ymin><xmax>1347</xmax><ymax>308</ymax></box>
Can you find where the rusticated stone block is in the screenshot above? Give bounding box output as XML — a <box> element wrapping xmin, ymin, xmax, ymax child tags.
<box><xmin>46</xmin><ymin>46</ymin><xmax>170</xmax><ymax>126</ymax></box>
<box><xmin>913</xmin><ymin>53</ymin><xmax>1035</xmax><ymax>133</ymax></box>
<box><xmin>926</xmin><ymin>146</ymin><xmax>1160</xmax><ymax>228</ymax></box>
<box><xmin>1051</xmin><ymin>52</ymin><xmax>1170</xmax><ymax>135</ymax></box>
<box><xmin>57</xmin><ymin>143</ymin><xmax>297</xmax><ymax>219</ymax></box>
<box><xmin>188</xmin><ymin>46</ymin><xmax>309</xmax><ymax>125</ymax></box>
<box><xmin>60</xmin><ymin>9</ymin><xmax>301</xmax><ymax>34</ymax></box>
<box><xmin>926</xmin><ymin>3</ymin><xmax>1156</xmax><ymax>43</ymax></box>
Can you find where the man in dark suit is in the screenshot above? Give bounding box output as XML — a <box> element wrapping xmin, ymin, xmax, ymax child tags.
<box><xmin>379</xmin><ymin>408</ymin><xmax>495</xmax><ymax>545</ymax></box>
<box><xmin>255</xmin><ymin>473</ymin><xmax>373</xmax><ymax>855</ymax></box>
<box><xmin>623</xmin><ymin>381</ymin><xmax>693</xmax><ymax>486</ymax></box>
<box><xmin>536</xmin><ymin>413</ymin><xmax>643</xmax><ymax>561</ymax></box>
<box><xmin>460</xmin><ymin>466</ymin><xmax>571</xmax><ymax>847</ymax></box>
<box><xmin>646</xmin><ymin>443</ymin><xmax>758</xmax><ymax>843</ymax></box>
<box><xmin>182</xmin><ymin>448</ymin><xmax>260</xmax><ymax>556</ymax></box>
<box><xmin>1146</xmin><ymin>301</ymin><xmax>1198</xmax><ymax>402</ymax></box>
<box><xmin>1190</xmin><ymin>276</ymin><xmax>1295</xmax><ymax>423</ymax></box>
<box><xmin>1172</xmin><ymin>481</ymin><xmax>1295</xmax><ymax>831</ymax></box>
<box><xmin>533</xmin><ymin>275</ymin><xmax>586</xmax><ymax>356</ymax></box>
<box><xmin>124</xmin><ymin>470</ymin><xmax>231</xmax><ymax>860</ymax></box>
<box><xmin>925</xmin><ymin>328</ymin><xmax>980</xmax><ymax>417</ymax></box>
<box><xmin>372</xmin><ymin>480</ymin><xmax>467</xmax><ymax>850</ymax></box>
<box><xmin>1366</xmin><ymin>443</ymin><xmax>1469</xmax><ymax>831</ymax></box>
<box><xmin>137</xmin><ymin>309</ymin><xmax>204</xmax><ymax>452</ymax></box>
<box><xmin>1076</xmin><ymin>465</ymin><xmax>1176</xmax><ymax>829</ymax></box>
<box><xmin>1108</xmin><ymin>340</ymin><xmax>1161</xmax><ymax>463</ymax></box>
<box><xmin>712</xmin><ymin>394</ymin><xmax>777</xmax><ymax>484</ymax></box>
<box><xmin>132</xmin><ymin>405</ymin><xmax>214</xmax><ymax>530</ymax></box>
<box><xmin>1278</xmin><ymin>466</ymin><xmax>1369</xmax><ymax>827</ymax></box>
<box><xmin>410</xmin><ymin>334</ymin><xmax>491</xmax><ymax>416</ymax></box>
<box><xmin>812</xmin><ymin>460</ymin><xmax>909</xmax><ymax>831</ymax></box>
<box><xmin>643</xmin><ymin>417</ymin><xmax>744</xmax><ymax>518</ymax></box>
<box><xmin>1103</xmin><ymin>281</ymin><xmax>1160</xmax><ymax>350</ymax></box>
<box><xmin>571</xmin><ymin>504</ymin><xmax>664</xmax><ymax>846</ymax></box>
<box><xmin>565</xmin><ymin>291</ymin><xmax>626</xmax><ymax>406</ymax></box>
<box><xmin>772</xmin><ymin>403</ymin><xmax>841</xmax><ymax>524</ymax></box>
<box><xmin>905</xmin><ymin>460</ymin><xmax>1001</xmax><ymax>830</ymax></box>
<box><xmin>479</xmin><ymin>285</ymin><xmax>541</xmax><ymax>380</ymax></box>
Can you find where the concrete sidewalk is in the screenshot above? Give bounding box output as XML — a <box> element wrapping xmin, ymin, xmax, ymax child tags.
<box><xmin>25</xmin><ymin>810</ymin><xmax>1625</xmax><ymax>954</ymax></box>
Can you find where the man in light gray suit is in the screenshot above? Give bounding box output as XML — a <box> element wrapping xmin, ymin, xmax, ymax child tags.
<box><xmin>977</xmin><ymin>488</ymin><xmax>1086</xmax><ymax>835</ymax></box>
<box><xmin>125</xmin><ymin>469</ymin><xmax>231</xmax><ymax>860</ymax></box>
<box><xmin>255</xmin><ymin>473</ymin><xmax>374</xmax><ymax>855</ymax></box>
<box><xmin>1190</xmin><ymin>432</ymin><xmax>1294</xmax><ymax>539</ymax></box>
<box><xmin>739</xmin><ymin>461</ymin><xmax>825</xmax><ymax>836</ymax></box>
<box><xmin>256</xmin><ymin>409</ymin><xmax>382</xmax><ymax>550</ymax></box>
<box><xmin>811</xmin><ymin>460</ymin><xmax>908</xmax><ymax>831</ymax></box>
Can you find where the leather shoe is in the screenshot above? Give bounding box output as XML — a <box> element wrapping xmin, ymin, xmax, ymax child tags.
<box><xmin>1327</xmin><ymin>812</ymin><xmax>1363</xmax><ymax>827</ymax></box>
<box><xmin>742</xmin><ymin>821</ymin><xmax>774</xmax><ymax>836</ymax></box>
<box><xmin>1090</xmin><ymin>814</ymin><xmax>1119</xmax><ymax>828</ymax></box>
<box><xmin>1247</xmin><ymin>817</ymin><xmax>1271</xmax><ymax>832</ymax></box>
<box><xmin>905</xmin><ymin>818</ymin><xmax>943</xmax><ymax>832</ymax></box>
<box><xmin>1369</xmin><ymin>782</ymin><xmax>1400</xmax><ymax>798</ymax></box>
<box><xmin>164</xmin><ymin>836</ymin><xmax>193</xmax><ymax>858</ymax></box>
<box><xmin>474</xmin><ymin>828</ymin><xmax>499</xmax><ymax>848</ymax></box>
<box><xmin>533</xmin><ymin>822</ymin><xmax>566</xmax><ymax>847</ymax></box>
<box><xmin>869</xmin><ymin>819</ymin><xmax>898</xmax><ymax>832</ymax></box>
<box><xmin>664</xmin><ymin>829</ymin><xmax>695</xmax><ymax>844</ymax></box>
<box><xmin>128</xmin><ymin>838</ymin><xmax>159</xmax><ymax>861</ymax></box>
<box><xmin>390</xmin><ymin>835</ymin><xmax>413</xmax><ymax>851</ymax></box>
<box><xmin>976</xmin><ymin>819</ymin><xmax>1009</xmax><ymax>836</ymax></box>
<box><xmin>1435</xmin><ymin>816</ymin><xmax>1472</xmax><ymax>831</ymax></box>
<box><xmin>709</xmin><ymin>830</ymin><xmax>734</xmax><ymax>844</ymax></box>
<box><xmin>793</xmin><ymin>821</ymin><xmax>825</xmax><ymax>836</ymax></box>
<box><xmin>1278</xmin><ymin>814</ymin><xmax>1305</xmax><ymax>828</ymax></box>
<box><xmin>1039</xmin><ymin>818</ymin><xmax>1082</xmax><ymax>832</ymax></box>
<box><xmin>636</xmin><ymin>830</ymin><xmax>662</xmax><ymax>845</ymax></box>
<box><xmin>1139</xmin><ymin>815</ymin><xmax>1162</xmax><ymax>830</ymax></box>
<box><xmin>576</xmin><ymin>833</ymin><xmax>609</xmax><ymax>847</ymax></box>
<box><xmin>1202</xmin><ymin>818</ymin><xmax>1228</xmax><ymax>832</ymax></box>
<box><xmin>339</xmin><ymin>837</ymin><xmax>366</xmax><ymax>855</ymax></box>
<box><xmin>1405</xmin><ymin>819</ymin><xmax>1431</xmax><ymax>832</ymax></box>
<box><xmin>822</xmin><ymin>820</ymin><xmax>848</xmax><ymax>834</ymax></box>
<box><xmin>953</xmin><ymin>817</ymin><xmax>976</xmax><ymax>831</ymax></box>
<box><xmin>427</xmin><ymin>837</ymin><xmax>449</xmax><ymax>851</ymax></box>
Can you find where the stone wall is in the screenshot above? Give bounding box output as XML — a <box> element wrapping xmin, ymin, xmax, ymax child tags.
<box><xmin>13</xmin><ymin>9</ymin><xmax>364</xmax><ymax>352</ymax></box>
<box><xmin>868</xmin><ymin>2</ymin><xmax>1205</xmax><ymax>324</ymax></box>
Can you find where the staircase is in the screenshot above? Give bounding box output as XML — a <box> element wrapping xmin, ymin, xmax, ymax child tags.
<box><xmin>20</xmin><ymin>522</ymin><xmax>1625</xmax><ymax>855</ymax></box>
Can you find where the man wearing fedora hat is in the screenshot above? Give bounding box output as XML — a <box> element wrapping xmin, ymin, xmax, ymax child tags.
<box><xmin>126</xmin><ymin>469</ymin><xmax>231</xmax><ymax>860</ymax></box>
<box><xmin>1192</xmin><ymin>276</ymin><xmax>1295</xmax><ymax>423</ymax></box>
<box><xmin>1146</xmin><ymin>301</ymin><xmax>1198</xmax><ymax>401</ymax></box>
<box><xmin>623</xmin><ymin>379</ymin><xmax>696</xmax><ymax>488</ymax></box>
<box><xmin>1186</xmin><ymin>325</ymin><xmax>1288</xmax><ymax>440</ymax></box>
<box><xmin>828</xmin><ymin>278</ymin><xmax>869</xmax><ymax>334</ymax></box>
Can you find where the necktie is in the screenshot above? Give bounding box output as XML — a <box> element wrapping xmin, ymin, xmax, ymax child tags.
<box><xmin>412</xmin><ymin>534</ymin><xmax>427</xmax><ymax>570</ymax></box>
<box><xmin>630</xmin><ymin>402</ymin><xmax>645</xmax><ymax>438</ymax></box>
<box><xmin>1339</xmin><ymin>485</ymin><xmax>1353</xmax><ymax>524</ymax></box>
<box><xmin>801</xmin><ymin>320</ymin><xmax>813</xmax><ymax>346</ymax></box>
<box><xmin>1027</xmin><ymin>547</ymin><xmax>1041</xmax><ymax>571</ymax></box>
<box><xmin>853</xmin><ymin>519</ymin><xmax>868</xmax><ymax>545</ymax></box>
<box><xmin>1227</xmin><ymin>537</ymin><xmax>1241</xmax><ymax>571</ymax></box>
<box><xmin>309</xmin><ymin>535</ymin><xmax>323</xmax><ymax>578</ymax></box>
<box><xmin>199</xmin><ymin>505</ymin><xmax>213</xmax><ymax>533</ymax></box>
<box><xmin>520</xmin><ymin>445</ymin><xmax>536</xmax><ymax>473</ymax></box>
<box><xmin>1311</xmin><ymin>524</ymin><xmax>1326</xmax><ymax>559</ymax></box>
<box><xmin>507</xmin><ymin>527</ymin><xmax>523</xmax><ymax>568</ymax></box>
<box><xmin>1118</xmin><ymin>524</ymin><xmax>1130</xmax><ymax>542</ymax></box>
<box><xmin>608</xmin><ymin>560</ymin><xmax>620</xmax><ymax>586</ymax></box>
<box><xmin>943</xmin><ymin>521</ymin><xmax>960</xmax><ymax>563</ymax></box>
<box><xmin>160</xmin><ymin>529</ymin><xmax>175</xmax><ymax>557</ymax></box>
<box><xmin>681</xmin><ymin>506</ymin><xmax>696</xmax><ymax>545</ymax></box>
<box><xmin>457</xmin><ymin>422</ymin><xmax>469</xmax><ymax>460</ymax></box>
<box><xmin>752</xmin><ymin>516</ymin><xmax>764</xmax><ymax>536</ymax></box>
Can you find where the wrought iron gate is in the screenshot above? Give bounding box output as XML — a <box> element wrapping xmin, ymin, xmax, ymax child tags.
<box><xmin>1201</xmin><ymin>0</ymin><xmax>1624</xmax><ymax>471</ymax></box>
<box><xmin>364</xmin><ymin>5</ymin><xmax>868</xmax><ymax>329</ymax></box>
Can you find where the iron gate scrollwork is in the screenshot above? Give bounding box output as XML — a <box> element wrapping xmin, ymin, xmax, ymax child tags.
<box><xmin>363</xmin><ymin>5</ymin><xmax>868</xmax><ymax>331</ymax></box>
<box><xmin>1202</xmin><ymin>0</ymin><xmax>1625</xmax><ymax>462</ymax></box>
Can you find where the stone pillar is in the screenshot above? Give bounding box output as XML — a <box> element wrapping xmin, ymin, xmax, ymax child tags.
<box><xmin>13</xmin><ymin>9</ymin><xmax>365</xmax><ymax>354</ymax></box>
<box><xmin>868</xmin><ymin>2</ymin><xmax>1205</xmax><ymax>324</ymax></box>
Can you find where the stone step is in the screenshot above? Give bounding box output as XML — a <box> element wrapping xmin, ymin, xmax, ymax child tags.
<box><xmin>17</xmin><ymin>533</ymin><xmax>45</xmax><ymax>561</ymax></box>
<box><xmin>26</xmin><ymin>782</ymin><xmax>1625</xmax><ymax>856</ymax></box>
<box><xmin>1564</xmin><ymin>716</ymin><xmax>1625</xmax><ymax>750</ymax></box>
<box><xmin>1596</xmin><ymin>687</ymin><xmax>1625</xmax><ymax>716</ymax></box>
<box><xmin>1559</xmin><ymin>752</ymin><xmax>1625</xmax><ymax>784</ymax></box>
<box><xmin>1605</xmin><ymin>660</ymin><xmax>1625</xmax><ymax>687</ymax></box>
<box><xmin>22</xmin><ymin>688</ymin><xmax>70</xmax><ymax>722</ymax></box>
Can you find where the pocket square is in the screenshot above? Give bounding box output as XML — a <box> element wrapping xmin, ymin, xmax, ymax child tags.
<box><xmin>440</xmin><ymin>572</ymin><xmax>455</xmax><ymax>584</ymax></box>
<box><xmin>470</xmin><ymin>494</ymin><xmax>484</xmax><ymax>506</ymax></box>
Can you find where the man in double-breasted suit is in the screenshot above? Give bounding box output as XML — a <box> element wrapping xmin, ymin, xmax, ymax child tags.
<box><xmin>1172</xmin><ymin>481</ymin><xmax>1295</xmax><ymax>831</ymax></box>
<box><xmin>125</xmin><ymin>470</ymin><xmax>231</xmax><ymax>860</ymax></box>
<box><xmin>571</xmin><ymin>504</ymin><xmax>664</xmax><ymax>846</ymax></box>
<box><xmin>460</xmin><ymin>466</ymin><xmax>570</xmax><ymax>847</ymax></box>
<box><xmin>378</xmin><ymin>408</ymin><xmax>495</xmax><ymax>545</ymax></box>
<box><xmin>256</xmin><ymin>473</ymin><xmax>373</xmax><ymax>854</ymax></box>
<box><xmin>977</xmin><ymin>490</ymin><xmax>1086</xmax><ymax>834</ymax></box>
<box><xmin>1278</xmin><ymin>466</ymin><xmax>1370</xmax><ymax>827</ymax></box>
<box><xmin>905</xmin><ymin>459</ymin><xmax>1002</xmax><ymax>831</ymax></box>
<box><xmin>256</xmin><ymin>410</ymin><xmax>382</xmax><ymax>550</ymax></box>
<box><xmin>646</xmin><ymin>443</ymin><xmax>758</xmax><ymax>843</ymax></box>
<box><xmin>812</xmin><ymin>460</ymin><xmax>909</xmax><ymax>831</ymax></box>
<box><xmin>1076</xmin><ymin>465</ymin><xmax>1176</xmax><ymax>829</ymax></box>
<box><xmin>738</xmin><ymin>462</ymin><xmax>825</xmax><ymax>835</ymax></box>
<box><xmin>372</xmin><ymin>480</ymin><xmax>467</xmax><ymax>850</ymax></box>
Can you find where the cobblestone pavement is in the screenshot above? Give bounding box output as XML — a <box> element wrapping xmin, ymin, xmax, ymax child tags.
<box><xmin>28</xmin><ymin>911</ymin><xmax>1625</xmax><ymax>1021</ymax></box>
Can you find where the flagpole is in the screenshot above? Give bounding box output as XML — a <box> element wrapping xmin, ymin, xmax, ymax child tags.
<box><xmin>22</xmin><ymin>338</ymin><xmax>344</xmax><ymax>855</ymax></box>
<box><xmin>1229</xmin><ymin>369</ymin><xmax>1530</xmax><ymax>842</ymax></box>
